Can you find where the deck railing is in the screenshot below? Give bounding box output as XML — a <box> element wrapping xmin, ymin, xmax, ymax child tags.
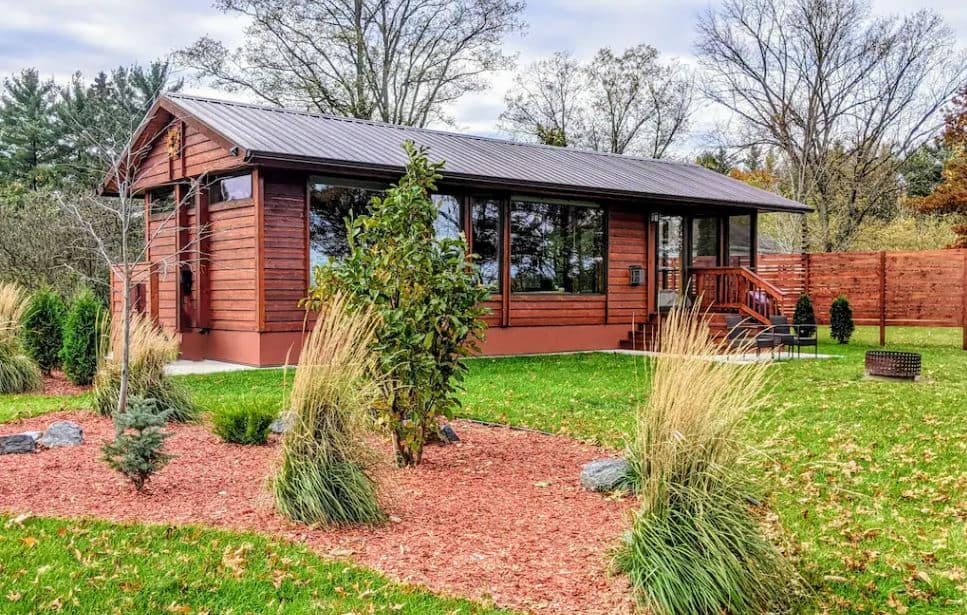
<box><xmin>688</xmin><ymin>266</ymin><xmax>787</xmax><ymax>324</ymax></box>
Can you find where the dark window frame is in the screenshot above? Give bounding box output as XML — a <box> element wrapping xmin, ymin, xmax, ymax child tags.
<box><xmin>507</xmin><ymin>197</ymin><xmax>607</xmax><ymax>296</ymax></box>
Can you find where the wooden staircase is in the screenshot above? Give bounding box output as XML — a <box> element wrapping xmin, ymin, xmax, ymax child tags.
<box><xmin>618</xmin><ymin>267</ymin><xmax>788</xmax><ymax>351</ymax></box>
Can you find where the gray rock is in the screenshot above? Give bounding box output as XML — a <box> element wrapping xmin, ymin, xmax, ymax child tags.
<box><xmin>0</xmin><ymin>434</ymin><xmax>36</xmax><ymax>455</ymax></box>
<box><xmin>580</xmin><ymin>458</ymin><xmax>631</xmax><ymax>492</ymax></box>
<box><xmin>269</xmin><ymin>416</ymin><xmax>290</xmax><ymax>434</ymax></box>
<box><xmin>22</xmin><ymin>431</ymin><xmax>43</xmax><ymax>442</ymax></box>
<box><xmin>37</xmin><ymin>421</ymin><xmax>84</xmax><ymax>448</ymax></box>
<box><xmin>440</xmin><ymin>423</ymin><xmax>460</xmax><ymax>443</ymax></box>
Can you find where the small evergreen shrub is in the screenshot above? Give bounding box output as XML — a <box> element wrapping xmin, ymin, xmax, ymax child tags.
<box><xmin>101</xmin><ymin>396</ymin><xmax>173</xmax><ymax>491</ymax></box>
<box><xmin>830</xmin><ymin>294</ymin><xmax>855</xmax><ymax>344</ymax></box>
<box><xmin>93</xmin><ymin>313</ymin><xmax>197</xmax><ymax>421</ymax></box>
<box><xmin>60</xmin><ymin>289</ymin><xmax>103</xmax><ymax>385</ymax></box>
<box><xmin>212</xmin><ymin>403</ymin><xmax>276</xmax><ymax>445</ymax></box>
<box><xmin>21</xmin><ymin>287</ymin><xmax>65</xmax><ymax>374</ymax></box>
<box><xmin>0</xmin><ymin>282</ymin><xmax>42</xmax><ymax>394</ymax></box>
<box><xmin>792</xmin><ymin>293</ymin><xmax>816</xmax><ymax>337</ymax></box>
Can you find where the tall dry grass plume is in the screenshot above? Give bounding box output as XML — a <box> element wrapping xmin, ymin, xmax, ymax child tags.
<box><xmin>629</xmin><ymin>305</ymin><xmax>770</xmax><ymax>503</ymax></box>
<box><xmin>617</xmin><ymin>304</ymin><xmax>800</xmax><ymax>615</ymax></box>
<box><xmin>0</xmin><ymin>282</ymin><xmax>42</xmax><ymax>393</ymax></box>
<box><xmin>93</xmin><ymin>312</ymin><xmax>196</xmax><ymax>420</ymax></box>
<box><xmin>273</xmin><ymin>291</ymin><xmax>385</xmax><ymax>525</ymax></box>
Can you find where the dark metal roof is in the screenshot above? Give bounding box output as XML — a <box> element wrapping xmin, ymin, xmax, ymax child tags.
<box><xmin>162</xmin><ymin>93</ymin><xmax>808</xmax><ymax>212</ymax></box>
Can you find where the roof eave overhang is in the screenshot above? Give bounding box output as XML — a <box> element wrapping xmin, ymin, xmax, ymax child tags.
<box><xmin>246</xmin><ymin>151</ymin><xmax>812</xmax><ymax>214</ymax></box>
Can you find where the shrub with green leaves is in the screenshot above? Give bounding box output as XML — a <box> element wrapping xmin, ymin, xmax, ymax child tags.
<box><xmin>21</xmin><ymin>287</ymin><xmax>65</xmax><ymax>374</ymax></box>
<box><xmin>101</xmin><ymin>396</ymin><xmax>173</xmax><ymax>491</ymax></box>
<box><xmin>60</xmin><ymin>289</ymin><xmax>103</xmax><ymax>385</ymax></box>
<box><xmin>792</xmin><ymin>293</ymin><xmax>816</xmax><ymax>336</ymax></box>
<box><xmin>212</xmin><ymin>403</ymin><xmax>276</xmax><ymax>445</ymax></box>
<box><xmin>830</xmin><ymin>294</ymin><xmax>855</xmax><ymax>344</ymax></box>
<box><xmin>0</xmin><ymin>281</ymin><xmax>42</xmax><ymax>394</ymax></box>
<box><xmin>305</xmin><ymin>142</ymin><xmax>490</xmax><ymax>467</ymax></box>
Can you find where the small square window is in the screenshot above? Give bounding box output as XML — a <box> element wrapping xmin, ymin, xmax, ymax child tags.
<box><xmin>210</xmin><ymin>174</ymin><xmax>253</xmax><ymax>204</ymax></box>
<box><xmin>149</xmin><ymin>187</ymin><xmax>176</xmax><ymax>215</ymax></box>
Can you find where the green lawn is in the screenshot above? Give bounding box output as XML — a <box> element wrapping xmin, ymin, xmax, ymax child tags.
<box><xmin>1</xmin><ymin>326</ymin><xmax>964</xmax><ymax>613</ymax></box>
<box><xmin>0</xmin><ymin>515</ymin><xmax>506</xmax><ymax>614</ymax></box>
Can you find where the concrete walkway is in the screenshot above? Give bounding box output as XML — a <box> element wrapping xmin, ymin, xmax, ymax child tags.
<box><xmin>164</xmin><ymin>360</ymin><xmax>266</xmax><ymax>376</ymax></box>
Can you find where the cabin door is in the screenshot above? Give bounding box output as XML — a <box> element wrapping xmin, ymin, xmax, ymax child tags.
<box><xmin>655</xmin><ymin>215</ymin><xmax>685</xmax><ymax>311</ymax></box>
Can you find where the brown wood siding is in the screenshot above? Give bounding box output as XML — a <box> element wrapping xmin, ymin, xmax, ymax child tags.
<box><xmin>606</xmin><ymin>206</ymin><xmax>649</xmax><ymax>324</ymax></box>
<box><xmin>133</xmin><ymin>121</ymin><xmax>240</xmax><ymax>191</ymax></box>
<box><xmin>509</xmin><ymin>294</ymin><xmax>607</xmax><ymax>326</ymax></box>
<box><xmin>145</xmin><ymin>213</ymin><xmax>179</xmax><ymax>333</ymax></box>
<box><xmin>206</xmin><ymin>199</ymin><xmax>258</xmax><ymax>331</ymax></box>
<box><xmin>261</xmin><ymin>171</ymin><xmax>310</xmax><ymax>332</ymax></box>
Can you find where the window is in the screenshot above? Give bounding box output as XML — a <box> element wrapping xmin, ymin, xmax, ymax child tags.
<box><xmin>510</xmin><ymin>199</ymin><xmax>605</xmax><ymax>294</ymax></box>
<box><xmin>149</xmin><ymin>187</ymin><xmax>175</xmax><ymax>215</ymax></box>
<box><xmin>469</xmin><ymin>197</ymin><xmax>501</xmax><ymax>290</ymax></box>
<box><xmin>728</xmin><ymin>215</ymin><xmax>753</xmax><ymax>267</ymax></box>
<box><xmin>210</xmin><ymin>174</ymin><xmax>252</xmax><ymax>204</ymax></box>
<box><xmin>690</xmin><ymin>217</ymin><xmax>719</xmax><ymax>268</ymax></box>
<box><xmin>308</xmin><ymin>178</ymin><xmax>384</xmax><ymax>267</ymax></box>
<box><xmin>433</xmin><ymin>194</ymin><xmax>463</xmax><ymax>240</ymax></box>
<box><xmin>657</xmin><ymin>215</ymin><xmax>683</xmax><ymax>296</ymax></box>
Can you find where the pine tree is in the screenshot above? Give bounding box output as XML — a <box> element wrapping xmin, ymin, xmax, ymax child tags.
<box><xmin>60</xmin><ymin>289</ymin><xmax>103</xmax><ymax>385</ymax></box>
<box><xmin>829</xmin><ymin>295</ymin><xmax>855</xmax><ymax>344</ymax></box>
<box><xmin>792</xmin><ymin>293</ymin><xmax>816</xmax><ymax>337</ymax></box>
<box><xmin>101</xmin><ymin>397</ymin><xmax>173</xmax><ymax>491</ymax></box>
<box><xmin>0</xmin><ymin>69</ymin><xmax>63</xmax><ymax>191</ymax></box>
<box><xmin>21</xmin><ymin>287</ymin><xmax>66</xmax><ymax>374</ymax></box>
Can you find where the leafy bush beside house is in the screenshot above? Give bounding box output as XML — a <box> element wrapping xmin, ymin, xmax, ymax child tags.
<box><xmin>830</xmin><ymin>295</ymin><xmax>855</xmax><ymax>344</ymax></box>
<box><xmin>21</xmin><ymin>287</ymin><xmax>65</xmax><ymax>374</ymax></box>
<box><xmin>60</xmin><ymin>289</ymin><xmax>103</xmax><ymax>385</ymax></box>
<box><xmin>0</xmin><ymin>282</ymin><xmax>42</xmax><ymax>394</ymax></box>
<box><xmin>306</xmin><ymin>142</ymin><xmax>490</xmax><ymax>467</ymax></box>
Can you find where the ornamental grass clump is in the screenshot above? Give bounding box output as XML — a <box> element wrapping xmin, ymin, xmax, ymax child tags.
<box><xmin>93</xmin><ymin>312</ymin><xmax>197</xmax><ymax>420</ymax></box>
<box><xmin>617</xmin><ymin>305</ymin><xmax>799</xmax><ymax>615</ymax></box>
<box><xmin>0</xmin><ymin>282</ymin><xmax>42</xmax><ymax>394</ymax></box>
<box><xmin>273</xmin><ymin>292</ymin><xmax>384</xmax><ymax>526</ymax></box>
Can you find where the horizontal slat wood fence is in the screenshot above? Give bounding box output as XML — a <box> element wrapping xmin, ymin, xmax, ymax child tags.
<box><xmin>758</xmin><ymin>250</ymin><xmax>967</xmax><ymax>349</ymax></box>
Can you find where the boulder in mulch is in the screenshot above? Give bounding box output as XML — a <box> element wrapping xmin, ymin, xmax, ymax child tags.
<box><xmin>38</xmin><ymin>420</ymin><xmax>84</xmax><ymax>448</ymax></box>
<box><xmin>580</xmin><ymin>458</ymin><xmax>631</xmax><ymax>492</ymax></box>
<box><xmin>0</xmin><ymin>434</ymin><xmax>37</xmax><ymax>455</ymax></box>
<box><xmin>440</xmin><ymin>423</ymin><xmax>460</xmax><ymax>443</ymax></box>
<box><xmin>269</xmin><ymin>416</ymin><xmax>290</xmax><ymax>434</ymax></box>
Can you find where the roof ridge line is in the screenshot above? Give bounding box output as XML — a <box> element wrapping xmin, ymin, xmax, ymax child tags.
<box><xmin>164</xmin><ymin>92</ymin><xmax>699</xmax><ymax>168</ymax></box>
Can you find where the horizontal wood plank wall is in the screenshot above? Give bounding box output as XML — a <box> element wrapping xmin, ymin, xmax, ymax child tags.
<box><xmin>606</xmin><ymin>206</ymin><xmax>648</xmax><ymax>324</ymax></box>
<box><xmin>509</xmin><ymin>294</ymin><xmax>607</xmax><ymax>326</ymax></box>
<box><xmin>206</xmin><ymin>199</ymin><xmax>258</xmax><ymax>331</ymax></box>
<box><xmin>145</xmin><ymin>213</ymin><xmax>178</xmax><ymax>333</ymax></box>
<box><xmin>759</xmin><ymin>250</ymin><xmax>967</xmax><ymax>326</ymax></box>
<box><xmin>480</xmin><ymin>298</ymin><xmax>502</xmax><ymax>327</ymax></box>
<box><xmin>133</xmin><ymin>122</ymin><xmax>240</xmax><ymax>191</ymax></box>
<box><xmin>262</xmin><ymin>171</ymin><xmax>310</xmax><ymax>332</ymax></box>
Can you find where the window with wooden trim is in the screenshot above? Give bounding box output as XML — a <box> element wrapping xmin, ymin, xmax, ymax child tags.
<box><xmin>149</xmin><ymin>187</ymin><xmax>176</xmax><ymax>215</ymax></box>
<box><xmin>728</xmin><ymin>215</ymin><xmax>753</xmax><ymax>267</ymax></box>
<box><xmin>468</xmin><ymin>197</ymin><xmax>501</xmax><ymax>291</ymax></box>
<box><xmin>308</xmin><ymin>178</ymin><xmax>385</xmax><ymax>268</ymax></box>
<box><xmin>210</xmin><ymin>174</ymin><xmax>253</xmax><ymax>204</ymax></box>
<box><xmin>509</xmin><ymin>199</ymin><xmax>605</xmax><ymax>294</ymax></box>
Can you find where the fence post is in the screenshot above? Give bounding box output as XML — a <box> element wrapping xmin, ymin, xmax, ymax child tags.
<box><xmin>962</xmin><ymin>251</ymin><xmax>967</xmax><ymax>351</ymax></box>
<box><xmin>879</xmin><ymin>251</ymin><xmax>887</xmax><ymax>347</ymax></box>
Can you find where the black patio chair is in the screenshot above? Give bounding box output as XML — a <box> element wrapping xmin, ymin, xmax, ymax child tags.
<box><xmin>725</xmin><ymin>314</ymin><xmax>780</xmax><ymax>357</ymax></box>
<box><xmin>792</xmin><ymin>322</ymin><xmax>818</xmax><ymax>358</ymax></box>
<box><xmin>769</xmin><ymin>315</ymin><xmax>817</xmax><ymax>358</ymax></box>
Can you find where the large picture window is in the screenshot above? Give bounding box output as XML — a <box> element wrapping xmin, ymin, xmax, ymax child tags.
<box><xmin>510</xmin><ymin>199</ymin><xmax>605</xmax><ymax>294</ymax></box>
<box><xmin>308</xmin><ymin>179</ymin><xmax>384</xmax><ymax>268</ymax></box>
<box><xmin>469</xmin><ymin>197</ymin><xmax>501</xmax><ymax>290</ymax></box>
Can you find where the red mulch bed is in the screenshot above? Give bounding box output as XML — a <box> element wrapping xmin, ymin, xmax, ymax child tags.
<box><xmin>41</xmin><ymin>371</ymin><xmax>90</xmax><ymax>396</ymax></box>
<box><xmin>0</xmin><ymin>411</ymin><xmax>635</xmax><ymax>614</ymax></box>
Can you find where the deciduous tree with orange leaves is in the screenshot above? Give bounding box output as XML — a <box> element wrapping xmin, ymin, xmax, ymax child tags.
<box><xmin>913</xmin><ymin>87</ymin><xmax>967</xmax><ymax>248</ymax></box>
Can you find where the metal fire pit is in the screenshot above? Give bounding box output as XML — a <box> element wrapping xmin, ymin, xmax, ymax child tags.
<box><xmin>865</xmin><ymin>350</ymin><xmax>922</xmax><ymax>381</ymax></box>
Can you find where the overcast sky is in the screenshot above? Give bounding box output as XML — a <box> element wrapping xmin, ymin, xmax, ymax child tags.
<box><xmin>1</xmin><ymin>0</ymin><xmax>965</xmax><ymax>149</ymax></box>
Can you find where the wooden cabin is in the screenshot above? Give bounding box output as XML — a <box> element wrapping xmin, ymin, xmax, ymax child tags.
<box><xmin>108</xmin><ymin>94</ymin><xmax>807</xmax><ymax>366</ymax></box>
